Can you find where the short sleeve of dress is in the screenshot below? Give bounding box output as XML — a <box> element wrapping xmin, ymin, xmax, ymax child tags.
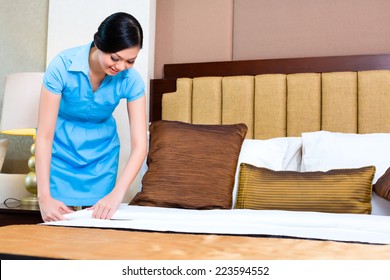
<box><xmin>122</xmin><ymin>68</ymin><xmax>145</xmax><ymax>102</ymax></box>
<box><xmin>43</xmin><ymin>54</ymin><xmax>67</xmax><ymax>95</ymax></box>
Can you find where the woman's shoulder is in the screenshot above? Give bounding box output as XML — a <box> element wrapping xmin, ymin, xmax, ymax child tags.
<box><xmin>120</xmin><ymin>68</ymin><xmax>144</xmax><ymax>89</ymax></box>
<box><xmin>117</xmin><ymin>68</ymin><xmax>145</xmax><ymax>100</ymax></box>
<box><xmin>50</xmin><ymin>43</ymin><xmax>91</xmax><ymax>69</ymax></box>
<box><xmin>58</xmin><ymin>45</ymin><xmax>83</xmax><ymax>58</ymax></box>
<box><xmin>120</xmin><ymin>67</ymin><xmax>143</xmax><ymax>81</ymax></box>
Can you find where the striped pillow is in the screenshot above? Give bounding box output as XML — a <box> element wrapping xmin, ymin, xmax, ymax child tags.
<box><xmin>235</xmin><ymin>164</ymin><xmax>375</xmax><ymax>214</ymax></box>
<box><xmin>130</xmin><ymin>120</ymin><xmax>247</xmax><ymax>209</ymax></box>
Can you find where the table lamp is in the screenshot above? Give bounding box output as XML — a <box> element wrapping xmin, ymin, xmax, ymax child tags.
<box><xmin>1</xmin><ymin>72</ymin><xmax>44</xmax><ymax>206</ymax></box>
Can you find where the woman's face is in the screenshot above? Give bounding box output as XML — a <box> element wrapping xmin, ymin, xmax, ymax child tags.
<box><xmin>98</xmin><ymin>46</ymin><xmax>141</xmax><ymax>76</ymax></box>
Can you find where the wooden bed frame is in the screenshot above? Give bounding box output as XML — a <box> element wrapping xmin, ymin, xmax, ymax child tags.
<box><xmin>1</xmin><ymin>54</ymin><xmax>390</xmax><ymax>260</ymax></box>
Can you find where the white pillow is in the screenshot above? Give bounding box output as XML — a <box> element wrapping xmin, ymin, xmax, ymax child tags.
<box><xmin>232</xmin><ymin>138</ymin><xmax>288</xmax><ymax>208</ymax></box>
<box><xmin>269</xmin><ymin>137</ymin><xmax>302</xmax><ymax>171</ymax></box>
<box><xmin>301</xmin><ymin>131</ymin><xmax>390</xmax><ymax>215</ymax></box>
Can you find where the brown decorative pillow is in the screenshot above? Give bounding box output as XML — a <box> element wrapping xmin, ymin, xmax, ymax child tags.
<box><xmin>235</xmin><ymin>164</ymin><xmax>375</xmax><ymax>214</ymax></box>
<box><xmin>374</xmin><ymin>167</ymin><xmax>390</xmax><ymax>201</ymax></box>
<box><xmin>130</xmin><ymin>120</ymin><xmax>247</xmax><ymax>209</ymax></box>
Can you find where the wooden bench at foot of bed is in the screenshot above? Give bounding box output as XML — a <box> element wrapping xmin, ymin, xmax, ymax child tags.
<box><xmin>1</xmin><ymin>225</ymin><xmax>390</xmax><ymax>260</ymax></box>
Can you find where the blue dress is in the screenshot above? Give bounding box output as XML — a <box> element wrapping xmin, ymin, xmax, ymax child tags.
<box><xmin>42</xmin><ymin>42</ymin><xmax>145</xmax><ymax>206</ymax></box>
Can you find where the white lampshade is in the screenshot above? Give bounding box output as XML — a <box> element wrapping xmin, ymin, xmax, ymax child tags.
<box><xmin>1</xmin><ymin>72</ymin><xmax>44</xmax><ymax>136</ymax></box>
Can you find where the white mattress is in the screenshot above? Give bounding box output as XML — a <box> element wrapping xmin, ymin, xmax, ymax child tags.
<box><xmin>45</xmin><ymin>203</ymin><xmax>390</xmax><ymax>244</ymax></box>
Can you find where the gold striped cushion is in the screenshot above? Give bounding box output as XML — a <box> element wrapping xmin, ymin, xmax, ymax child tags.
<box><xmin>236</xmin><ymin>164</ymin><xmax>375</xmax><ymax>214</ymax></box>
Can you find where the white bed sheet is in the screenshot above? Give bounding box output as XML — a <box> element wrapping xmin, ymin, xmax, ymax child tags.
<box><xmin>45</xmin><ymin>203</ymin><xmax>390</xmax><ymax>245</ymax></box>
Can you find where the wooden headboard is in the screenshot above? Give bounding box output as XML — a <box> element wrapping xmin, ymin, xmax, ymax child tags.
<box><xmin>149</xmin><ymin>54</ymin><xmax>390</xmax><ymax>138</ymax></box>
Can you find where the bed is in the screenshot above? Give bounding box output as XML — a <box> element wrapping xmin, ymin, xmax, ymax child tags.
<box><xmin>1</xmin><ymin>54</ymin><xmax>390</xmax><ymax>260</ymax></box>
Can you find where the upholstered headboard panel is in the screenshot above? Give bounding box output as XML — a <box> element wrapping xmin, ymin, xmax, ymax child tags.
<box><xmin>160</xmin><ymin>70</ymin><xmax>390</xmax><ymax>139</ymax></box>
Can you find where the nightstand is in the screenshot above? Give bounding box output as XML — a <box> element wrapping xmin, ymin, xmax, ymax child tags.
<box><xmin>0</xmin><ymin>202</ymin><xmax>42</xmax><ymax>226</ymax></box>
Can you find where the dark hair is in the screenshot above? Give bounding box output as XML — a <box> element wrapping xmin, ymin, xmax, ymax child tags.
<box><xmin>94</xmin><ymin>12</ymin><xmax>143</xmax><ymax>53</ymax></box>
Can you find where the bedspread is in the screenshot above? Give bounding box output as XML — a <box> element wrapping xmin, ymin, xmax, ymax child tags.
<box><xmin>43</xmin><ymin>204</ymin><xmax>390</xmax><ymax>245</ymax></box>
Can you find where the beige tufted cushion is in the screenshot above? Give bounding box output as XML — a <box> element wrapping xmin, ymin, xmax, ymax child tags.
<box><xmin>162</xmin><ymin>78</ymin><xmax>192</xmax><ymax>123</ymax></box>
<box><xmin>192</xmin><ymin>77</ymin><xmax>222</xmax><ymax>124</ymax></box>
<box><xmin>222</xmin><ymin>76</ymin><xmax>254</xmax><ymax>138</ymax></box>
<box><xmin>287</xmin><ymin>73</ymin><xmax>321</xmax><ymax>137</ymax></box>
<box><xmin>254</xmin><ymin>74</ymin><xmax>287</xmax><ymax>139</ymax></box>
<box><xmin>322</xmin><ymin>72</ymin><xmax>358</xmax><ymax>133</ymax></box>
<box><xmin>358</xmin><ymin>70</ymin><xmax>390</xmax><ymax>133</ymax></box>
<box><xmin>162</xmin><ymin>70</ymin><xmax>390</xmax><ymax>139</ymax></box>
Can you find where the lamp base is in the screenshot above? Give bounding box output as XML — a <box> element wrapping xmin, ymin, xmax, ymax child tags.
<box><xmin>20</xmin><ymin>195</ymin><xmax>39</xmax><ymax>207</ymax></box>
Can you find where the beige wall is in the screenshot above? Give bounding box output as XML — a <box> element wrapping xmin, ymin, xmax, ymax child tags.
<box><xmin>0</xmin><ymin>0</ymin><xmax>49</xmax><ymax>173</ymax></box>
<box><xmin>155</xmin><ymin>0</ymin><xmax>234</xmax><ymax>78</ymax></box>
<box><xmin>155</xmin><ymin>0</ymin><xmax>390</xmax><ymax>78</ymax></box>
<box><xmin>233</xmin><ymin>0</ymin><xmax>390</xmax><ymax>60</ymax></box>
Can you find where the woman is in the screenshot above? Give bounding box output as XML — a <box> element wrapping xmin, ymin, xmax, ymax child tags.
<box><xmin>36</xmin><ymin>12</ymin><xmax>147</xmax><ymax>222</ymax></box>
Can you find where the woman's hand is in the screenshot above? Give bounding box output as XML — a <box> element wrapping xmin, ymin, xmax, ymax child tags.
<box><xmin>39</xmin><ymin>196</ymin><xmax>74</xmax><ymax>222</ymax></box>
<box><xmin>90</xmin><ymin>191</ymin><xmax>123</xmax><ymax>220</ymax></box>
<box><xmin>89</xmin><ymin>94</ymin><xmax>147</xmax><ymax>220</ymax></box>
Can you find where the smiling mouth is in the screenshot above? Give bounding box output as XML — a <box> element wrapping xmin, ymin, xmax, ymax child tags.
<box><xmin>110</xmin><ymin>67</ymin><xmax>119</xmax><ymax>73</ymax></box>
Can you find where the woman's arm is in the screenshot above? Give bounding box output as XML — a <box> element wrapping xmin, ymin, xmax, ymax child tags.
<box><xmin>92</xmin><ymin>94</ymin><xmax>147</xmax><ymax>219</ymax></box>
<box><xmin>35</xmin><ymin>86</ymin><xmax>73</xmax><ymax>221</ymax></box>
